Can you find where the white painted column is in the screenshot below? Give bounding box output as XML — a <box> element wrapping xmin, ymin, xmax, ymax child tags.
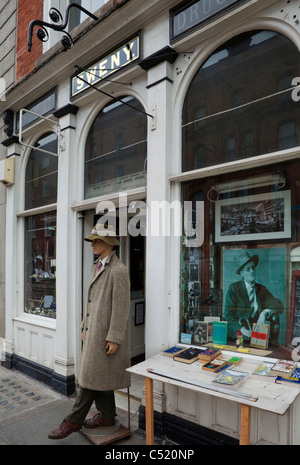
<box><xmin>53</xmin><ymin>110</ymin><xmax>81</xmax><ymax>381</ymax></box>
<box><xmin>145</xmin><ymin>61</ymin><xmax>175</xmax><ymax>360</ymax></box>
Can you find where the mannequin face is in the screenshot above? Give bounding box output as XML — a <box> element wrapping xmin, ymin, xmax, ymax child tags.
<box><xmin>91</xmin><ymin>239</ymin><xmax>112</xmax><ymax>258</ymax></box>
<box><xmin>240</xmin><ymin>260</ymin><xmax>256</xmax><ymax>285</ymax></box>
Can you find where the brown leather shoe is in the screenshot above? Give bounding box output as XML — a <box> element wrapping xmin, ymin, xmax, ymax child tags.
<box><xmin>83</xmin><ymin>413</ymin><xmax>115</xmax><ymax>429</ymax></box>
<box><xmin>48</xmin><ymin>420</ymin><xmax>81</xmax><ymax>439</ymax></box>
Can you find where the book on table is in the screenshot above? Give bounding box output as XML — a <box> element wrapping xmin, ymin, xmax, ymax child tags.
<box><xmin>198</xmin><ymin>347</ymin><xmax>222</xmax><ymax>362</ymax></box>
<box><xmin>275</xmin><ymin>367</ymin><xmax>300</xmax><ymax>385</ymax></box>
<box><xmin>269</xmin><ymin>360</ymin><xmax>296</xmax><ymax>379</ymax></box>
<box><xmin>212</xmin><ymin>368</ymin><xmax>249</xmax><ymax>390</ymax></box>
<box><xmin>162</xmin><ymin>346</ymin><xmax>186</xmax><ymax>357</ymax></box>
<box><xmin>173</xmin><ymin>347</ymin><xmax>204</xmax><ymax>364</ymax></box>
<box><xmin>251</xmin><ymin>361</ymin><xmax>277</xmax><ymax>382</ymax></box>
<box><xmin>201</xmin><ymin>358</ymin><xmax>229</xmax><ymax>372</ymax></box>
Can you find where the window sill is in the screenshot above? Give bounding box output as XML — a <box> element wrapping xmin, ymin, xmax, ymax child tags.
<box><xmin>13</xmin><ymin>313</ymin><xmax>56</xmax><ymax>330</ymax></box>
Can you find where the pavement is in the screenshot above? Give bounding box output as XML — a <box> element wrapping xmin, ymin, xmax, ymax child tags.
<box><xmin>0</xmin><ymin>339</ymin><xmax>152</xmax><ymax>446</ymax></box>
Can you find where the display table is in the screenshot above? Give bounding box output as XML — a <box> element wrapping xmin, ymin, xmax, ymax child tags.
<box><xmin>127</xmin><ymin>353</ymin><xmax>300</xmax><ymax>445</ymax></box>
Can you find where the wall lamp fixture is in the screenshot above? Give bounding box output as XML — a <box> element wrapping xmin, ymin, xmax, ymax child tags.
<box><xmin>27</xmin><ymin>3</ymin><xmax>98</xmax><ymax>52</ymax></box>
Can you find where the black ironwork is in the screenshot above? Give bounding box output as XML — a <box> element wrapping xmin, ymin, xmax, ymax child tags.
<box><xmin>27</xmin><ymin>3</ymin><xmax>98</xmax><ymax>52</ymax></box>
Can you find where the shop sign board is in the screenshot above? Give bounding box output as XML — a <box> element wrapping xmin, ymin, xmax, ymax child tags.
<box><xmin>71</xmin><ymin>33</ymin><xmax>140</xmax><ymax>98</ymax></box>
<box><xmin>170</xmin><ymin>0</ymin><xmax>247</xmax><ymax>40</ymax></box>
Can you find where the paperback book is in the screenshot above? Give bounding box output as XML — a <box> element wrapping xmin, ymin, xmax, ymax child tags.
<box><xmin>250</xmin><ymin>323</ymin><xmax>269</xmax><ymax>350</ymax></box>
<box><xmin>212</xmin><ymin>368</ymin><xmax>249</xmax><ymax>390</ymax></box>
<box><xmin>173</xmin><ymin>347</ymin><xmax>204</xmax><ymax>364</ymax></box>
<box><xmin>275</xmin><ymin>367</ymin><xmax>300</xmax><ymax>385</ymax></box>
<box><xmin>198</xmin><ymin>347</ymin><xmax>222</xmax><ymax>362</ymax></box>
<box><xmin>269</xmin><ymin>360</ymin><xmax>296</xmax><ymax>379</ymax></box>
<box><xmin>201</xmin><ymin>359</ymin><xmax>229</xmax><ymax>372</ymax></box>
<box><xmin>251</xmin><ymin>361</ymin><xmax>276</xmax><ymax>382</ymax></box>
<box><xmin>212</xmin><ymin>321</ymin><xmax>227</xmax><ymax>345</ymax></box>
<box><xmin>162</xmin><ymin>346</ymin><xmax>186</xmax><ymax>357</ymax></box>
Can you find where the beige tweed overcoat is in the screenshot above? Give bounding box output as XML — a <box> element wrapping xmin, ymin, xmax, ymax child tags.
<box><xmin>78</xmin><ymin>251</ymin><xmax>131</xmax><ymax>391</ymax></box>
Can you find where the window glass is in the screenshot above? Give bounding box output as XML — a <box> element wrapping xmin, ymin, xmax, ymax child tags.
<box><xmin>69</xmin><ymin>0</ymin><xmax>105</xmax><ymax>30</ymax></box>
<box><xmin>25</xmin><ymin>212</ymin><xmax>56</xmax><ymax>318</ymax></box>
<box><xmin>25</xmin><ymin>133</ymin><xmax>58</xmax><ymax>210</ymax></box>
<box><xmin>182</xmin><ymin>30</ymin><xmax>300</xmax><ymax>171</ymax></box>
<box><xmin>180</xmin><ymin>160</ymin><xmax>300</xmax><ymax>357</ymax></box>
<box><xmin>24</xmin><ymin>133</ymin><xmax>58</xmax><ymax>318</ymax></box>
<box><xmin>84</xmin><ymin>97</ymin><xmax>147</xmax><ymax>199</ymax></box>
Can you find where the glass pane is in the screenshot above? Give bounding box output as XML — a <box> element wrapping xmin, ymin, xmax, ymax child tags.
<box><xmin>85</xmin><ymin>97</ymin><xmax>147</xmax><ymax>199</ymax></box>
<box><xmin>180</xmin><ymin>160</ymin><xmax>300</xmax><ymax>359</ymax></box>
<box><xmin>69</xmin><ymin>0</ymin><xmax>105</xmax><ymax>30</ymax></box>
<box><xmin>182</xmin><ymin>30</ymin><xmax>300</xmax><ymax>172</ymax></box>
<box><xmin>25</xmin><ymin>212</ymin><xmax>56</xmax><ymax>318</ymax></box>
<box><xmin>25</xmin><ymin>133</ymin><xmax>58</xmax><ymax>210</ymax></box>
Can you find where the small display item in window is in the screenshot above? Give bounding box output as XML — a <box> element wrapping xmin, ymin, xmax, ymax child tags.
<box><xmin>236</xmin><ymin>330</ymin><xmax>244</xmax><ymax>348</ymax></box>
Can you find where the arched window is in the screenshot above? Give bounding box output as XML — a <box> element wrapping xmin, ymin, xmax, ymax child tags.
<box><xmin>84</xmin><ymin>96</ymin><xmax>147</xmax><ymax>199</ymax></box>
<box><xmin>24</xmin><ymin>133</ymin><xmax>58</xmax><ymax>318</ymax></box>
<box><xmin>182</xmin><ymin>30</ymin><xmax>300</xmax><ymax>172</ymax></box>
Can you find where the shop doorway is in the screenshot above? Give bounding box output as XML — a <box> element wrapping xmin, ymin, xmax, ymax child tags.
<box><xmin>82</xmin><ymin>211</ymin><xmax>145</xmax><ymax>364</ymax></box>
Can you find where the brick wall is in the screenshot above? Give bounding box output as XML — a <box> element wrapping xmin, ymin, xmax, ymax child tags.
<box><xmin>16</xmin><ymin>0</ymin><xmax>43</xmax><ymax>82</ymax></box>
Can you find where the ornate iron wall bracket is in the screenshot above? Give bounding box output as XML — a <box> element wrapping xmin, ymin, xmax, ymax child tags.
<box><xmin>27</xmin><ymin>3</ymin><xmax>98</xmax><ymax>52</ymax></box>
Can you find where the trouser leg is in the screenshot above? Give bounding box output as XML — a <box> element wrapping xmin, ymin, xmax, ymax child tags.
<box><xmin>94</xmin><ymin>390</ymin><xmax>116</xmax><ymax>419</ymax></box>
<box><xmin>65</xmin><ymin>387</ymin><xmax>96</xmax><ymax>424</ymax></box>
<box><xmin>65</xmin><ymin>388</ymin><xmax>116</xmax><ymax>424</ymax></box>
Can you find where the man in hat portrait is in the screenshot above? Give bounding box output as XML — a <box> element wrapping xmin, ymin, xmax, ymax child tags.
<box><xmin>48</xmin><ymin>221</ymin><xmax>131</xmax><ymax>440</ymax></box>
<box><xmin>224</xmin><ymin>251</ymin><xmax>284</xmax><ymax>345</ymax></box>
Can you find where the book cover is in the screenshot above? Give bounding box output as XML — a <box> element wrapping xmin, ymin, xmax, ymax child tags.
<box><xmin>193</xmin><ymin>321</ymin><xmax>208</xmax><ymax>344</ymax></box>
<box><xmin>251</xmin><ymin>361</ymin><xmax>276</xmax><ymax>382</ymax></box>
<box><xmin>173</xmin><ymin>347</ymin><xmax>204</xmax><ymax>364</ymax></box>
<box><xmin>204</xmin><ymin>316</ymin><xmax>220</xmax><ymax>342</ymax></box>
<box><xmin>250</xmin><ymin>323</ymin><xmax>269</xmax><ymax>349</ymax></box>
<box><xmin>276</xmin><ymin>368</ymin><xmax>300</xmax><ymax>385</ymax></box>
<box><xmin>212</xmin><ymin>321</ymin><xmax>227</xmax><ymax>345</ymax></box>
<box><xmin>270</xmin><ymin>360</ymin><xmax>297</xmax><ymax>379</ymax></box>
<box><xmin>162</xmin><ymin>346</ymin><xmax>186</xmax><ymax>357</ymax></box>
<box><xmin>201</xmin><ymin>359</ymin><xmax>229</xmax><ymax>372</ymax></box>
<box><xmin>198</xmin><ymin>347</ymin><xmax>221</xmax><ymax>362</ymax></box>
<box><xmin>212</xmin><ymin>368</ymin><xmax>249</xmax><ymax>390</ymax></box>
<box><xmin>227</xmin><ymin>356</ymin><xmax>243</xmax><ymax>366</ymax></box>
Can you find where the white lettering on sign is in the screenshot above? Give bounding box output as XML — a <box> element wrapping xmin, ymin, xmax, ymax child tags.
<box><xmin>71</xmin><ymin>36</ymin><xmax>140</xmax><ymax>97</ymax></box>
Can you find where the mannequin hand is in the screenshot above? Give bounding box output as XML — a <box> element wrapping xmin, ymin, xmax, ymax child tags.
<box><xmin>106</xmin><ymin>341</ymin><xmax>119</xmax><ymax>355</ymax></box>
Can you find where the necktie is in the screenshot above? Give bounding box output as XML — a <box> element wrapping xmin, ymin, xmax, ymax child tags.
<box><xmin>249</xmin><ymin>285</ymin><xmax>258</xmax><ymax>319</ymax></box>
<box><xmin>95</xmin><ymin>260</ymin><xmax>102</xmax><ymax>276</ymax></box>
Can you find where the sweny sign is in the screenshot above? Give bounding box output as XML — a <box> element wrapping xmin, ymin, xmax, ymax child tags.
<box><xmin>171</xmin><ymin>0</ymin><xmax>246</xmax><ymax>40</ymax></box>
<box><xmin>71</xmin><ymin>34</ymin><xmax>140</xmax><ymax>98</ymax></box>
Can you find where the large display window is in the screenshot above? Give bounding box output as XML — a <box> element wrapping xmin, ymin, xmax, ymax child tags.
<box><xmin>180</xmin><ymin>29</ymin><xmax>300</xmax><ymax>359</ymax></box>
<box><xmin>180</xmin><ymin>161</ymin><xmax>300</xmax><ymax>357</ymax></box>
<box><xmin>24</xmin><ymin>133</ymin><xmax>58</xmax><ymax>318</ymax></box>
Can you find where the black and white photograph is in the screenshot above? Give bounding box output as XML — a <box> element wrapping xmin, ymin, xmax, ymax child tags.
<box><xmin>215</xmin><ymin>191</ymin><xmax>291</xmax><ymax>242</ymax></box>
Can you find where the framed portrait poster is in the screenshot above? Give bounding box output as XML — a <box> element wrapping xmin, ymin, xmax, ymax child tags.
<box><xmin>222</xmin><ymin>247</ymin><xmax>286</xmax><ymax>345</ymax></box>
<box><xmin>215</xmin><ymin>191</ymin><xmax>291</xmax><ymax>243</ymax></box>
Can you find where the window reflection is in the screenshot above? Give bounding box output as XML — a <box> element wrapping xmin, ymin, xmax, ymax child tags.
<box><xmin>84</xmin><ymin>97</ymin><xmax>147</xmax><ymax>199</ymax></box>
<box><xmin>182</xmin><ymin>30</ymin><xmax>300</xmax><ymax>172</ymax></box>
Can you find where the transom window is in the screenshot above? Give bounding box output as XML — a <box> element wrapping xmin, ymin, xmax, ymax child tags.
<box><xmin>182</xmin><ymin>30</ymin><xmax>300</xmax><ymax>171</ymax></box>
<box><xmin>84</xmin><ymin>96</ymin><xmax>147</xmax><ymax>199</ymax></box>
